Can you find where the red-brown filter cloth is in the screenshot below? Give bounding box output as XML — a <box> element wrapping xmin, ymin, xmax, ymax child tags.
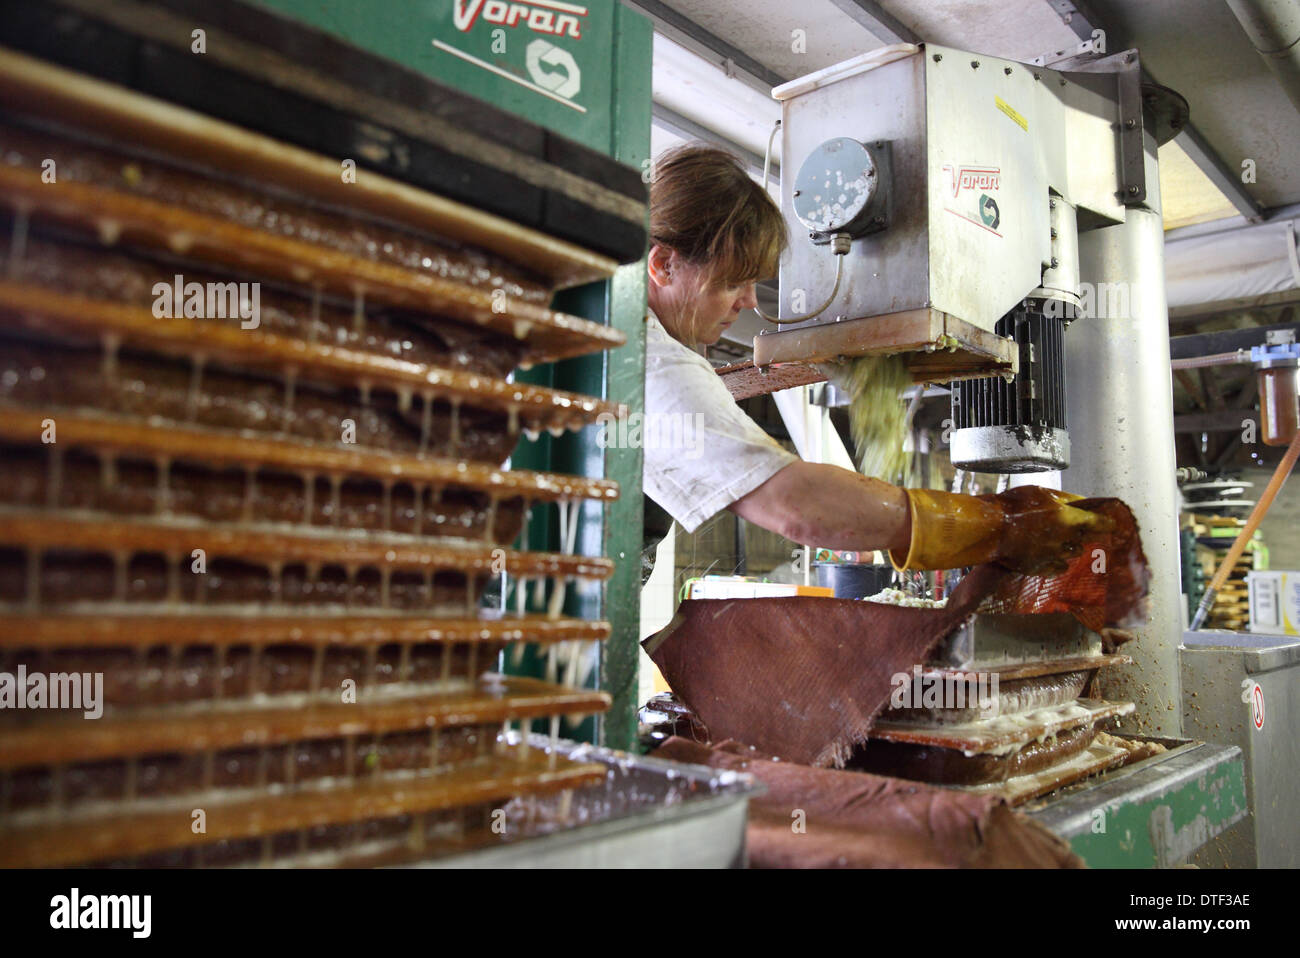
<box><xmin>646</xmin><ymin>499</ymin><xmax>1147</xmax><ymax>768</ymax></box>
<box><xmin>657</xmin><ymin>737</ymin><xmax>1083</xmax><ymax>868</ymax></box>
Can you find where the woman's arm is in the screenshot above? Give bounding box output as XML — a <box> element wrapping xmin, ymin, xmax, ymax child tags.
<box><xmin>729</xmin><ymin>460</ymin><xmax>911</xmax><ymax>552</ymax></box>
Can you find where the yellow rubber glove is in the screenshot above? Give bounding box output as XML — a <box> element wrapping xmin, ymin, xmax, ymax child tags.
<box><xmin>889</xmin><ymin>486</ymin><xmax>1114</xmax><ymax>575</ymax></box>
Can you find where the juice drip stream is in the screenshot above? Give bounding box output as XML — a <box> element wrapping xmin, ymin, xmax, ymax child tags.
<box><xmin>7</xmin><ymin>205</ymin><xmax>29</xmax><ymax>277</ymax></box>
<box><xmin>187</xmin><ymin>355</ymin><xmax>205</xmax><ymax>421</ymax></box>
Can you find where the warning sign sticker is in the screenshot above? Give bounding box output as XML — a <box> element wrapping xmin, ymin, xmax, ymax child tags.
<box><xmin>1241</xmin><ymin>679</ymin><xmax>1265</xmax><ymax>731</ymax></box>
<box><xmin>996</xmin><ymin>95</ymin><xmax>1028</xmax><ymax>132</ymax></box>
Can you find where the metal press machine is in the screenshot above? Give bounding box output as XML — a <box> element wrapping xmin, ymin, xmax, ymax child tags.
<box><xmin>753</xmin><ymin>41</ymin><xmax>1280</xmax><ymax>866</ymax></box>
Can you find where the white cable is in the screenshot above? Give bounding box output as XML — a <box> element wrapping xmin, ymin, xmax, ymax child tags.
<box><xmin>759</xmin><ymin>122</ymin><xmax>847</xmax><ymax>328</ymax></box>
<box><xmin>762</xmin><ymin>118</ymin><xmax>780</xmax><ymax>196</ymax></box>
<box><xmin>755</xmin><ymin>247</ymin><xmax>845</xmax><ymax>325</ymax></box>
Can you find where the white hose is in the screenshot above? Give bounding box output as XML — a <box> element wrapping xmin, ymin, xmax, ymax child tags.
<box><xmin>762</xmin><ymin>119</ymin><xmax>780</xmax><ymax>196</ymax></box>
<box><xmin>755</xmin><ymin>250</ymin><xmax>845</xmax><ymax>325</ymax></box>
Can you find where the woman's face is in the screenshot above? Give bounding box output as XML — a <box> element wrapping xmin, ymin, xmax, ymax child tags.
<box><xmin>648</xmin><ymin>246</ymin><xmax>759</xmax><ymax>346</ymax></box>
<box><xmin>693</xmin><ymin>276</ymin><xmax>759</xmax><ymax>345</ymax></box>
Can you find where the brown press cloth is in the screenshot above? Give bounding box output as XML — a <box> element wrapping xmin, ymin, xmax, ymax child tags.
<box><xmin>645</xmin><ymin>500</ymin><xmax>1147</xmax><ymax>768</ymax></box>
<box><xmin>656</xmin><ymin>737</ymin><xmax>1084</xmax><ymax>868</ymax></box>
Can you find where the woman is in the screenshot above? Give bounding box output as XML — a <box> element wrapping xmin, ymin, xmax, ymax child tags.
<box><xmin>641</xmin><ymin>144</ymin><xmax>1106</xmax><ymax>577</ymax></box>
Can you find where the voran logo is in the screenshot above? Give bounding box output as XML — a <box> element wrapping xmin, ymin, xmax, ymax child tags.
<box><xmin>454</xmin><ymin>0</ymin><xmax>587</xmax><ymax>39</ymax></box>
<box><xmin>942</xmin><ymin>164</ymin><xmax>1001</xmax><ymax>198</ymax></box>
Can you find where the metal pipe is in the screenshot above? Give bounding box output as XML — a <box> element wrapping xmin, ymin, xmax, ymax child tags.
<box><xmin>1226</xmin><ymin>0</ymin><xmax>1300</xmax><ymax>114</ymax></box>
<box><xmin>1170</xmin><ymin>349</ymin><xmax>1254</xmax><ymax>370</ymax></box>
<box><xmin>1067</xmin><ymin>189</ymin><xmax>1184</xmax><ymax>737</ymax></box>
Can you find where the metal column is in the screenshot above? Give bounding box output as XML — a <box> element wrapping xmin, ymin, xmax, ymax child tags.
<box><xmin>1067</xmin><ymin>142</ymin><xmax>1184</xmax><ymax>736</ymax></box>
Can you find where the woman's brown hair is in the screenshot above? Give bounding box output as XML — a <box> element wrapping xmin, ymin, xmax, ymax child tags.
<box><xmin>650</xmin><ymin>144</ymin><xmax>787</xmax><ymax>286</ymax></box>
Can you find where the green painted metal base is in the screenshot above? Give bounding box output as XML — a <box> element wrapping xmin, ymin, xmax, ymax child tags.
<box><xmin>1026</xmin><ymin>741</ymin><xmax>1247</xmax><ymax>868</ymax></box>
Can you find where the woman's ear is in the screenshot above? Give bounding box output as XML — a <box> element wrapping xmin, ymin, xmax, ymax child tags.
<box><xmin>647</xmin><ymin>244</ymin><xmax>675</xmax><ymax>288</ymax></box>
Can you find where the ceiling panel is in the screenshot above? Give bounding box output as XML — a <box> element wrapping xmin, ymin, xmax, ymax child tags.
<box><xmin>1087</xmin><ymin>0</ymin><xmax>1300</xmax><ymax>210</ymax></box>
<box><xmin>651</xmin><ymin>33</ymin><xmax>782</xmax><ymax>162</ymax></box>
<box><xmin>880</xmin><ymin>0</ymin><xmax>1079</xmax><ymax>61</ymax></box>
<box><xmin>1159</xmin><ymin>139</ymin><xmax>1241</xmax><ymax>230</ymax></box>
<box><xmin>645</xmin><ymin>0</ymin><xmax>1289</xmax><ymax>237</ymax></box>
<box><xmin>658</xmin><ymin>0</ymin><xmax>886</xmax><ymax>80</ymax></box>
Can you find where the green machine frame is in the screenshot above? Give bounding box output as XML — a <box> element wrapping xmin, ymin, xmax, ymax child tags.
<box><xmin>255</xmin><ymin>0</ymin><xmax>653</xmax><ymax>751</ymax></box>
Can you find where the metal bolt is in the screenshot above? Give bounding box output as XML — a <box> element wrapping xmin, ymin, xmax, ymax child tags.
<box><xmin>933</xmin><ymin>53</ymin><xmax>942</xmax><ymax>62</ymax></box>
<box><xmin>971</xmin><ymin>60</ymin><xmax>980</xmax><ymax>69</ymax></box>
<box><xmin>1050</xmin><ymin>228</ymin><xmax>1058</xmax><ymax>239</ymax></box>
<box><xmin>1059</xmin><ymin>77</ymin><xmax>1067</xmax><ymax>86</ymax></box>
<box><xmin>1128</xmin><ymin>185</ymin><xmax>1140</xmax><ymax>194</ymax></box>
<box><xmin>792</xmin><ymin>189</ymin><xmax>801</xmax><ymax>196</ymax></box>
<box><xmin>1050</xmin><ymin>257</ymin><xmax>1059</xmax><ymax>268</ymax></box>
<box><xmin>1033</xmin><ymin>73</ymin><xmax>1041</xmax><ymax>81</ymax></box>
<box><xmin>1125</xmin><ymin>118</ymin><xmax>1136</xmax><ymax>129</ymax></box>
<box><xmin>1004</xmin><ymin>66</ymin><xmax>1012</xmax><ymax>75</ymax></box>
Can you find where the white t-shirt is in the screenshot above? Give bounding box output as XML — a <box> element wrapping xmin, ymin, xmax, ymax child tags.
<box><xmin>641</xmin><ymin>310</ymin><xmax>798</xmax><ymax>532</ymax></box>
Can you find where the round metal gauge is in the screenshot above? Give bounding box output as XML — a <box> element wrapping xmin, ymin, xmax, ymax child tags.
<box><xmin>791</xmin><ymin>137</ymin><xmax>880</xmax><ymax>235</ymax></box>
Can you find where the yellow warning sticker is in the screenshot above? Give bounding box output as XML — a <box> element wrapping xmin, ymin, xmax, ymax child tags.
<box><xmin>996</xmin><ymin>96</ymin><xmax>1028</xmax><ymax>132</ymax></box>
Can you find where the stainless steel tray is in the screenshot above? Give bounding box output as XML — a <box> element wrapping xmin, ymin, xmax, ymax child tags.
<box><xmin>407</xmin><ymin>734</ymin><xmax>763</xmax><ymax>869</ymax></box>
